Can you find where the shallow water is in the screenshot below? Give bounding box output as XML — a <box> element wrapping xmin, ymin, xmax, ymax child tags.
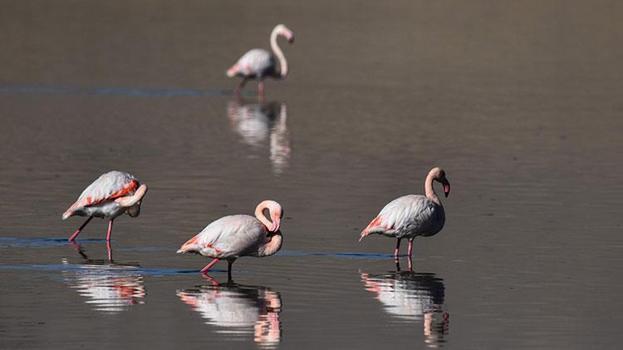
<box><xmin>1</xmin><ymin>1</ymin><xmax>622</xmax><ymax>349</ymax></box>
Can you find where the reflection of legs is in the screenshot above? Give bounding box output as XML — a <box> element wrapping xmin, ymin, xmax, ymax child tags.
<box><xmin>107</xmin><ymin>240</ymin><xmax>113</xmax><ymax>262</ymax></box>
<box><xmin>200</xmin><ymin>273</ymin><xmax>220</xmax><ymax>286</ymax></box>
<box><xmin>200</xmin><ymin>258</ymin><xmax>220</xmax><ymax>273</ymax></box>
<box><xmin>69</xmin><ymin>241</ymin><xmax>89</xmax><ymax>260</ymax></box>
<box><xmin>106</xmin><ymin>220</ymin><xmax>114</xmax><ymax>241</ymax></box>
<box><xmin>68</xmin><ymin>216</ymin><xmax>93</xmax><ymax>241</ymax></box>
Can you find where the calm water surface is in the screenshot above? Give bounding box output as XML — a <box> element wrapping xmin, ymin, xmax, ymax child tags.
<box><xmin>1</xmin><ymin>1</ymin><xmax>622</xmax><ymax>349</ymax></box>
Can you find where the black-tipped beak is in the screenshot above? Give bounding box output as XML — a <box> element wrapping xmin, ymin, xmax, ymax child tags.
<box><xmin>288</xmin><ymin>36</ymin><xmax>295</xmax><ymax>44</ymax></box>
<box><xmin>443</xmin><ymin>181</ymin><xmax>451</xmax><ymax>198</ymax></box>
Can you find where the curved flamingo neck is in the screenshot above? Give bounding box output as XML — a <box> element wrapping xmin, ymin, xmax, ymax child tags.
<box><xmin>258</xmin><ymin>233</ymin><xmax>283</xmax><ymax>257</ymax></box>
<box><xmin>424</xmin><ymin>172</ymin><xmax>441</xmax><ymax>205</ymax></box>
<box><xmin>270</xmin><ymin>29</ymin><xmax>288</xmax><ymax>78</ymax></box>
<box><xmin>255</xmin><ymin>202</ymin><xmax>273</xmax><ymax>229</ymax></box>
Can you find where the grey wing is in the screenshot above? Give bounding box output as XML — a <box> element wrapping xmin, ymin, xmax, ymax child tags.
<box><xmin>236</xmin><ymin>49</ymin><xmax>275</xmax><ymax>77</ymax></box>
<box><xmin>196</xmin><ymin>215</ymin><xmax>266</xmax><ymax>257</ymax></box>
<box><xmin>379</xmin><ymin>195</ymin><xmax>444</xmax><ymax>237</ymax></box>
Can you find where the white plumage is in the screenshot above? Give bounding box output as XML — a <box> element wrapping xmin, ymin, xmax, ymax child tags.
<box><xmin>177</xmin><ymin>200</ymin><xmax>284</xmax><ymax>278</ymax></box>
<box><xmin>226</xmin><ymin>24</ymin><xmax>295</xmax><ymax>95</ymax></box>
<box><xmin>63</xmin><ymin>170</ymin><xmax>148</xmax><ymax>243</ymax></box>
<box><xmin>360</xmin><ymin>167</ymin><xmax>451</xmax><ymax>263</ymax></box>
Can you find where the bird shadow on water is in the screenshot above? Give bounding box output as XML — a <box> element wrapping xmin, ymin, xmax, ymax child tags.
<box><xmin>227</xmin><ymin>97</ymin><xmax>290</xmax><ymax>175</ymax></box>
<box><xmin>361</xmin><ymin>269</ymin><xmax>449</xmax><ymax>348</ymax></box>
<box><xmin>177</xmin><ymin>277</ymin><xmax>282</xmax><ymax>348</ymax></box>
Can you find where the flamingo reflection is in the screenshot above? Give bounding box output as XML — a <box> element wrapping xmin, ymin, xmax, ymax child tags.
<box><xmin>177</xmin><ymin>280</ymin><xmax>282</xmax><ymax>348</ymax></box>
<box><xmin>62</xmin><ymin>257</ymin><xmax>145</xmax><ymax>314</ymax></box>
<box><xmin>227</xmin><ymin>99</ymin><xmax>290</xmax><ymax>174</ymax></box>
<box><xmin>361</xmin><ymin>271</ymin><xmax>449</xmax><ymax>348</ymax></box>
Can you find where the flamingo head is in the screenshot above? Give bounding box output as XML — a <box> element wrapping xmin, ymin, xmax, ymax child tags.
<box><xmin>430</xmin><ymin>167</ymin><xmax>451</xmax><ymax>198</ymax></box>
<box><xmin>275</xmin><ymin>24</ymin><xmax>295</xmax><ymax>44</ymax></box>
<box><xmin>256</xmin><ymin>200</ymin><xmax>284</xmax><ymax>232</ymax></box>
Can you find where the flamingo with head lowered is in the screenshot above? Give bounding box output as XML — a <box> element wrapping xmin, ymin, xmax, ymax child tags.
<box><xmin>226</xmin><ymin>24</ymin><xmax>295</xmax><ymax>97</ymax></box>
<box><xmin>63</xmin><ymin>170</ymin><xmax>148</xmax><ymax>245</ymax></box>
<box><xmin>359</xmin><ymin>167</ymin><xmax>450</xmax><ymax>269</ymax></box>
<box><xmin>177</xmin><ymin>200</ymin><xmax>284</xmax><ymax>279</ymax></box>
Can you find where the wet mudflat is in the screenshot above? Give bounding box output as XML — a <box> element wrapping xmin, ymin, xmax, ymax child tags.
<box><xmin>1</xmin><ymin>1</ymin><xmax>622</xmax><ymax>349</ymax></box>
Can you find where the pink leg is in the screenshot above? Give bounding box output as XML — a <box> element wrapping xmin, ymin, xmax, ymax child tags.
<box><xmin>106</xmin><ymin>220</ymin><xmax>114</xmax><ymax>242</ymax></box>
<box><xmin>107</xmin><ymin>240</ymin><xmax>113</xmax><ymax>262</ymax></box>
<box><xmin>407</xmin><ymin>239</ymin><xmax>414</xmax><ymax>258</ymax></box>
<box><xmin>235</xmin><ymin>79</ymin><xmax>247</xmax><ymax>95</ymax></box>
<box><xmin>258</xmin><ymin>81</ymin><xmax>265</xmax><ymax>98</ymax></box>
<box><xmin>200</xmin><ymin>258</ymin><xmax>220</xmax><ymax>274</ymax></box>
<box><xmin>394</xmin><ymin>238</ymin><xmax>401</xmax><ymax>258</ymax></box>
<box><xmin>407</xmin><ymin>255</ymin><xmax>413</xmax><ymax>271</ymax></box>
<box><xmin>201</xmin><ymin>273</ymin><xmax>220</xmax><ymax>286</ymax></box>
<box><xmin>68</xmin><ymin>216</ymin><xmax>93</xmax><ymax>242</ymax></box>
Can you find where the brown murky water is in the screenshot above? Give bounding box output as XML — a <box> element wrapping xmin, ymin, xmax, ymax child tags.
<box><xmin>1</xmin><ymin>1</ymin><xmax>622</xmax><ymax>349</ymax></box>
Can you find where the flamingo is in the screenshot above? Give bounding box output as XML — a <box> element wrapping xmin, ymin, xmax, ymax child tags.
<box><xmin>177</xmin><ymin>200</ymin><xmax>284</xmax><ymax>279</ymax></box>
<box><xmin>359</xmin><ymin>167</ymin><xmax>450</xmax><ymax>268</ymax></box>
<box><xmin>226</xmin><ymin>24</ymin><xmax>295</xmax><ymax>96</ymax></box>
<box><xmin>62</xmin><ymin>171</ymin><xmax>148</xmax><ymax>246</ymax></box>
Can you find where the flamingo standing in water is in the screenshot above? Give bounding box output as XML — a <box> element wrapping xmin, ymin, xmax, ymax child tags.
<box><xmin>226</xmin><ymin>24</ymin><xmax>295</xmax><ymax>96</ymax></box>
<box><xmin>62</xmin><ymin>171</ymin><xmax>148</xmax><ymax>247</ymax></box>
<box><xmin>360</xmin><ymin>167</ymin><xmax>450</xmax><ymax>268</ymax></box>
<box><xmin>177</xmin><ymin>200</ymin><xmax>284</xmax><ymax>279</ymax></box>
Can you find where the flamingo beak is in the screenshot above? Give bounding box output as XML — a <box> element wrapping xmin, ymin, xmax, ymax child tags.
<box><xmin>442</xmin><ymin>179</ymin><xmax>451</xmax><ymax>198</ymax></box>
<box><xmin>270</xmin><ymin>216</ymin><xmax>281</xmax><ymax>232</ymax></box>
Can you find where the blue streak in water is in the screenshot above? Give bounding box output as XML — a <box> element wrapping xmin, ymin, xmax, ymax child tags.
<box><xmin>0</xmin><ymin>263</ymin><xmax>211</xmax><ymax>276</ymax></box>
<box><xmin>0</xmin><ymin>84</ymin><xmax>231</xmax><ymax>97</ymax></box>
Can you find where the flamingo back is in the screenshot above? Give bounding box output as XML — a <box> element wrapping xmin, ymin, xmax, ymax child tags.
<box><xmin>63</xmin><ymin>171</ymin><xmax>139</xmax><ymax>219</ymax></box>
<box><xmin>228</xmin><ymin>49</ymin><xmax>275</xmax><ymax>79</ymax></box>
<box><xmin>178</xmin><ymin>215</ymin><xmax>267</xmax><ymax>258</ymax></box>
<box><xmin>364</xmin><ymin>195</ymin><xmax>445</xmax><ymax>239</ymax></box>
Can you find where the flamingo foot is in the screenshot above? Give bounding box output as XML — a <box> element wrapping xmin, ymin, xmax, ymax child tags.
<box><xmin>68</xmin><ymin>216</ymin><xmax>93</xmax><ymax>242</ymax></box>
<box><xmin>200</xmin><ymin>258</ymin><xmax>220</xmax><ymax>274</ymax></box>
<box><xmin>258</xmin><ymin>81</ymin><xmax>265</xmax><ymax>99</ymax></box>
<box><xmin>107</xmin><ymin>240</ymin><xmax>113</xmax><ymax>262</ymax></box>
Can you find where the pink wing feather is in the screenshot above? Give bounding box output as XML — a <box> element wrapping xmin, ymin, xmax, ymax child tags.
<box><xmin>63</xmin><ymin>171</ymin><xmax>139</xmax><ymax>219</ymax></box>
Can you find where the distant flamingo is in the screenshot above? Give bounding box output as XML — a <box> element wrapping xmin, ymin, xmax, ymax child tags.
<box><xmin>360</xmin><ymin>167</ymin><xmax>450</xmax><ymax>267</ymax></box>
<box><xmin>226</xmin><ymin>24</ymin><xmax>295</xmax><ymax>96</ymax></box>
<box><xmin>177</xmin><ymin>200</ymin><xmax>284</xmax><ymax>279</ymax></box>
<box><xmin>63</xmin><ymin>171</ymin><xmax>148</xmax><ymax>245</ymax></box>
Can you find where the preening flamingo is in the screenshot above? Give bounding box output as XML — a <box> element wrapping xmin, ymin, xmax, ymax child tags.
<box><xmin>226</xmin><ymin>24</ymin><xmax>295</xmax><ymax>96</ymax></box>
<box><xmin>360</xmin><ymin>167</ymin><xmax>450</xmax><ymax>268</ymax></box>
<box><xmin>177</xmin><ymin>200</ymin><xmax>284</xmax><ymax>279</ymax></box>
<box><xmin>62</xmin><ymin>171</ymin><xmax>148</xmax><ymax>245</ymax></box>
